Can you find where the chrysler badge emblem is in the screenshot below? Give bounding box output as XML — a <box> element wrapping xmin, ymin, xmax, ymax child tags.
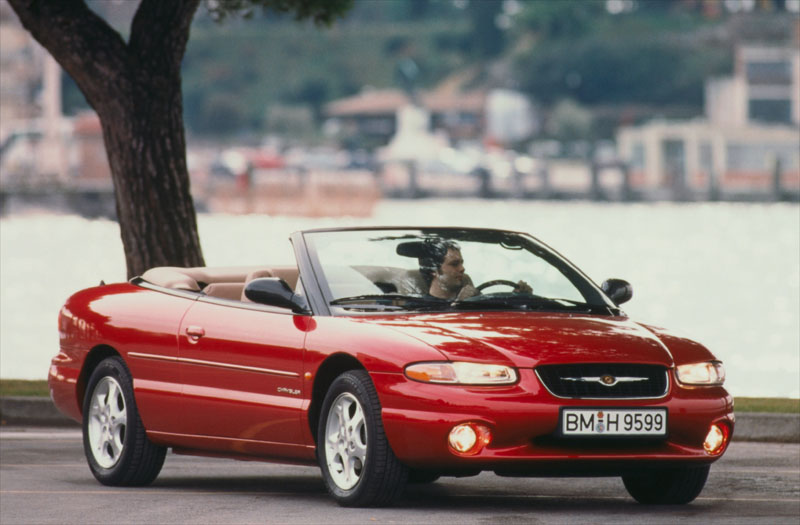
<box><xmin>600</xmin><ymin>374</ymin><xmax>617</xmax><ymax>386</ymax></box>
<box><xmin>561</xmin><ymin>375</ymin><xmax>648</xmax><ymax>386</ymax></box>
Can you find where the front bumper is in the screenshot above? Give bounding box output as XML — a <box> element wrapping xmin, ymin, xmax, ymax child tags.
<box><xmin>372</xmin><ymin>369</ymin><xmax>734</xmax><ymax>473</ymax></box>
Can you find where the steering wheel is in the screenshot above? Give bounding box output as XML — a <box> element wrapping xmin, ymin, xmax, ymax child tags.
<box><xmin>475</xmin><ymin>279</ymin><xmax>520</xmax><ymax>292</ymax></box>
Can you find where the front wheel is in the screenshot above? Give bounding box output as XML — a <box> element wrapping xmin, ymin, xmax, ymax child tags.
<box><xmin>82</xmin><ymin>356</ymin><xmax>166</xmax><ymax>486</ymax></box>
<box><xmin>317</xmin><ymin>370</ymin><xmax>408</xmax><ymax>507</ymax></box>
<box><xmin>622</xmin><ymin>465</ymin><xmax>710</xmax><ymax>504</ymax></box>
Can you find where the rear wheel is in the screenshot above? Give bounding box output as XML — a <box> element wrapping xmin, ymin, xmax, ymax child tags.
<box><xmin>622</xmin><ymin>465</ymin><xmax>710</xmax><ymax>504</ymax></box>
<box><xmin>82</xmin><ymin>356</ymin><xmax>166</xmax><ymax>486</ymax></box>
<box><xmin>317</xmin><ymin>370</ymin><xmax>408</xmax><ymax>507</ymax></box>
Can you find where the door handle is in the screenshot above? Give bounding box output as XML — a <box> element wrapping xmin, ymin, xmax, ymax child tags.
<box><xmin>185</xmin><ymin>325</ymin><xmax>205</xmax><ymax>342</ymax></box>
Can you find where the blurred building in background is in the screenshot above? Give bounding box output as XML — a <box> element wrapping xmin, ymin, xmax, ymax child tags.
<box><xmin>708</xmin><ymin>45</ymin><xmax>800</xmax><ymax>126</ymax></box>
<box><xmin>2</xmin><ymin>0</ymin><xmax>799</xmax><ymax>212</ymax></box>
<box><xmin>325</xmin><ymin>84</ymin><xmax>536</xmax><ymax>146</ymax></box>
<box><xmin>0</xmin><ymin>1</ymin><xmax>110</xmax><ymax>192</ymax></box>
<box><xmin>617</xmin><ymin>43</ymin><xmax>800</xmax><ymax>199</ymax></box>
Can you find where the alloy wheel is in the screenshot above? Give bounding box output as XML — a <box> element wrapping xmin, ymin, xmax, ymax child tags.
<box><xmin>324</xmin><ymin>392</ymin><xmax>367</xmax><ymax>490</ymax></box>
<box><xmin>87</xmin><ymin>376</ymin><xmax>127</xmax><ymax>469</ymax></box>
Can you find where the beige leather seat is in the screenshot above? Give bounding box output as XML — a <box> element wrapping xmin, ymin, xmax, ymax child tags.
<box><xmin>241</xmin><ymin>269</ymin><xmax>275</xmax><ymax>302</ymax></box>
<box><xmin>202</xmin><ymin>283</ymin><xmax>245</xmax><ymax>301</ymax></box>
<box><xmin>352</xmin><ymin>265</ymin><xmax>427</xmax><ymax>294</ymax></box>
<box><xmin>270</xmin><ymin>267</ymin><xmax>300</xmax><ymax>290</ymax></box>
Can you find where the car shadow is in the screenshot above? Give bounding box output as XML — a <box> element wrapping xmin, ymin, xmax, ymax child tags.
<box><xmin>403</xmin><ymin>482</ymin><xmax>631</xmax><ymax>510</ymax></box>
<box><xmin>137</xmin><ymin>469</ymin><xmax>725</xmax><ymax>516</ymax></box>
<box><xmin>149</xmin><ymin>473</ymin><xmax>639</xmax><ymax>511</ymax></box>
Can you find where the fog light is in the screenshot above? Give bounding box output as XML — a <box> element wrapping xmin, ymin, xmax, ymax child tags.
<box><xmin>703</xmin><ymin>424</ymin><xmax>728</xmax><ymax>455</ymax></box>
<box><xmin>448</xmin><ymin>423</ymin><xmax>492</xmax><ymax>455</ymax></box>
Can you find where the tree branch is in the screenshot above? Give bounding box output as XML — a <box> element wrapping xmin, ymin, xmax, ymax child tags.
<box><xmin>7</xmin><ymin>0</ymin><xmax>130</xmax><ymax>109</ymax></box>
<box><xmin>129</xmin><ymin>0</ymin><xmax>201</xmax><ymax>77</ymax></box>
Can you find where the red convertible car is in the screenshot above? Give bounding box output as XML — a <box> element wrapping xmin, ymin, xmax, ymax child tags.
<box><xmin>49</xmin><ymin>227</ymin><xmax>733</xmax><ymax>507</ymax></box>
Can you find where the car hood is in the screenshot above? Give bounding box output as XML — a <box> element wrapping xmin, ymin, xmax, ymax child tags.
<box><xmin>367</xmin><ymin>312</ymin><xmax>674</xmax><ymax>368</ymax></box>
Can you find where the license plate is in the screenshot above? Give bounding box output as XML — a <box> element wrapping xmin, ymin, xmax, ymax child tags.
<box><xmin>560</xmin><ymin>408</ymin><xmax>667</xmax><ymax>436</ymax></box>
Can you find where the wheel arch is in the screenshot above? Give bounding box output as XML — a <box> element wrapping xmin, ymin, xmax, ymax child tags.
<box><xmin>308</xmin><ymin>353</ymin><xmax>366</xmax><ymax>444</ymax></box>
<box><xmin>77</xmin><ymin>344</ymin><xmax>122</xmax><ymax>414</ymax></box>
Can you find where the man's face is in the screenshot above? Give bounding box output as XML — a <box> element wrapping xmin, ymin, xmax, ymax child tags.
<box><xmin>436</xmin><ymin>248</ymin><xmax>465</xmax><ymax>292</ymax></box>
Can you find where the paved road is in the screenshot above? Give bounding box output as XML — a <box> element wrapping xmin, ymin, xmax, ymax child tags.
<box><xmin>1</xmin><ymin>427</ymin><xmax>798</xmax><ymax>524</ymax></box>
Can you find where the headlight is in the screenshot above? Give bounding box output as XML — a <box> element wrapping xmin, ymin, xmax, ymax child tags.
<box><xmin>405</xmin><ymin>362</ymin><xmax>518</xmax><ymax>385</ymax></box>
<box><xmin>675</xmin><ymin>361</ymin><xmax>725</xmax><ymax>386</ymax></box>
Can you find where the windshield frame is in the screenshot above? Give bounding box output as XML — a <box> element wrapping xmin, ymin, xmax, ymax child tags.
<box><xmin>298</xmin><ymin>226</ymin><xmax>620</xmax><ymax>317</ymax></box>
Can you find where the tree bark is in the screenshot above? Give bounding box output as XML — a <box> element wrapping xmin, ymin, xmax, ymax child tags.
<box><xmin>8</xmin><ymin>0</ymin><xmax>205</xmax><ymax>278</ymax></box>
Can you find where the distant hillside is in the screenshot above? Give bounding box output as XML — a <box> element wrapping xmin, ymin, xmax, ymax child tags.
<box><xmin>59</xmin><ymin>1</ymin><xmax>797</xmax><ymax>141</ymax></box>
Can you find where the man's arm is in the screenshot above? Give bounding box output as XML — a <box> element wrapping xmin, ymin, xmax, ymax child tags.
<box><xmin>455</xmin><ymin>275</ymin><xmax>479</xmax><ymax>300</ymax></box>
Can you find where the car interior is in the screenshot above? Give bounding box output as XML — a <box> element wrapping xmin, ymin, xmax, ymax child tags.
<box><xmin>139</xmin><ymin>264</ymin><xmax>434</xmax><ymax>302</ymax></box>
<box><xmin>140</xmin><ymin>266</ymin><xmax>300</xmax><ymax>301</ymax></box>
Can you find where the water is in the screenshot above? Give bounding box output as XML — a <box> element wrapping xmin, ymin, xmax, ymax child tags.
<box><xmin>1</xmin><ymin>200</ymin><xmax>798</xmax><ymax>398</ymax></box>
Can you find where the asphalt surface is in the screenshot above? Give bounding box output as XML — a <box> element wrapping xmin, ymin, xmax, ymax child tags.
<box><xmin>1</xmin><ymin>427</ymin><xmax>798</xmax><ymax>524</ymax></box>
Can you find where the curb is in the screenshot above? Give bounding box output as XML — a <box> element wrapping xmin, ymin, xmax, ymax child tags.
<box><xmin>0</xmin><ymin>396</ymin><xmax>79</xmax><ymax>427</ymax></box>
<box><xmin>1</xmin><ymin>397</ymin><xmax>798</xmax><ymax>442</ymax></box>
<box><xmin>731</xmin><ymin>412</ymin><xmax>800</xmax><ymax>443</ymax></box>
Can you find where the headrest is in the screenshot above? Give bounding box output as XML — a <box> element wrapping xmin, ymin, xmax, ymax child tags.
<box><xmin>245</xmin><ymin>269</ymin><xmax>274</xmax><ymax>281</ymax></box>
<box><xmin>242</xmin><ymin>269</ymin><xmax>275</xmax><ymax>301</ymax></box>
<box><xmin>140</xmin><ymin>267</ymin><xmax>200</xmax><ymax>291</ymax></box>
<box><xmin>397</xmin><ymin>239</ymin><xmax>460</xmax><ymax>275</ymax></box>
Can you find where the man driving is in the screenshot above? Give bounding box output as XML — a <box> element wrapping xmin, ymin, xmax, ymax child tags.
<box><xmin>419</xmin><ymin>239</ymin><xmax>531</xmax><ymax>301</ymax></box>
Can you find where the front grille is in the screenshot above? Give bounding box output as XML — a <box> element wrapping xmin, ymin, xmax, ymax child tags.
<box><xmin>535</xmin><ymin>363</ymin><xmax>669</xmax><ymax>399</ymax></box>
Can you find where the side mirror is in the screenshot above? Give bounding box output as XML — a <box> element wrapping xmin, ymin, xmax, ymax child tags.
<box><xmin>601</xmin><ymin>278</ymin><xmax>633</xmax><ymax>306</ymax></box>
<box><xmin>244</xmin><ymin>277</ymin><xmax>310</xmax><ymax>314</ymax></box>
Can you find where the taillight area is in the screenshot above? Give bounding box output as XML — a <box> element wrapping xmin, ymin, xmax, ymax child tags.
<box><xmin>448</xmin><ymin>423</ymin><xmax>492</xmax><ymax>456</ymax></box>
<box><xmin>703</xmin><ymin>423</ymin><xmax>730</xmax><ymax>455</ymax></box>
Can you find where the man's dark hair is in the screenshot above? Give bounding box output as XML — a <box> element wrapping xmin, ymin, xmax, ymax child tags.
<box><xmin>419</xmin><ymin>239</ymin><xmax>460</xmax><ymax>286</ymax></box>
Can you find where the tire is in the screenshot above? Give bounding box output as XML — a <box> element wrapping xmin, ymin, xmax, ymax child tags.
<box><xmin>82</xmin><ymin>356</ymin><xmax>166</xmax><ymax>486</ymax></box>
<box><xmin>407</xmin><ymin>469</ymin><xmax>441</xmax><ymax>484</ymax></box>
<box><xmin>622</xmin><ymin>465</ymin><xmax>710</xmax><ymax>504</ymax></box>
<box><xmin>317</xmin><ymin>370</ymin><xmax>408</xmax><ymax>507</ymax></box>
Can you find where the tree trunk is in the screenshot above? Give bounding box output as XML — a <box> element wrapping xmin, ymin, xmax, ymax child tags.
<box><xmin>101</xmin><ymin>77</ymin><xmax>205</xmax><ymax>278</ymax></box>
<box><xmin>8</xmin><ymin>0</ymin><xmax>205</xmax><ymax>278</ymax></box>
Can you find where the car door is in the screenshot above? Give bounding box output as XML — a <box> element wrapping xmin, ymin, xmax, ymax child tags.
<box><xmin>121</xmin><ymin>288</ymin><xmax>195</xmax><ymax>434</ymax></box>
<box><xmin>176</xmin><ymin>298</ymin><xmax>307</xmax><ymax>445</ymax></box>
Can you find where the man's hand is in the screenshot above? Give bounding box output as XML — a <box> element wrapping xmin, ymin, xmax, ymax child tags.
<box><xmin>455</xmin><ymin>275</ymin><xmax>479</xmax><ymax>300</ymax></box>
<box><xmin>455</xmin><ymin>284</ymin><xmax>479</xmax><ymax>300</ymax></box>
<box><xmin>513</xmin><ymin>280</ymin><xmax>532</xmax><ymax>294</ymax></box>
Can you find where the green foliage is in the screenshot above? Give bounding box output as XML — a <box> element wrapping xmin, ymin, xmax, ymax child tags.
<box><xmin>547</xmin><ymin>99</ymin><xmax>593</xmax><ymax>141</ymax></box>
<box><xmin>190</xmin><ymin>92</ymin><xmax>250</xmax><ymax>135</ymax></box>
<box><xmin>465</xmin><ymin>0</ymin><xmax>506</xmax><ymax>58</ymax></box>
<box><xmin>516</xmin><ymin>0</ymin><xmax>607</xmax><ymax>40</ymax></box>
<box><xmin>265</xmin><ymin>105</ymin><xmax>316</xmax><ymax>141</ymax></box>
<box><xmin>510</xmin><ymin>0</ymin><xmax>733</xmax><ymax>131</ymax></box>
<box><xmin>60</xmin><ymin>0</ymin><xmax>784</xmax><ymax>140</ymax></box>
<box><xmin>515</xmin><ymin>34</ymin><xmax>730</xmax><ymax>109</ymax></box>
<box><xmin>0</xmin><ymin>380</ymin><xmax>49</xmax><ymax>397</ymax></box>
<box><xmin>181</xmin><ymin>18</ymin><xmax>471</xmax><ymax>137</ymax></box>
<box><xmin>735</xmin><ymin>397</ymin><xmax>800</xmax><ymax>414</ymax></box>
<box><xmin>205</xmin><ymin>0</ymin><xmax>353</xmax><ymax>25</ymax></box>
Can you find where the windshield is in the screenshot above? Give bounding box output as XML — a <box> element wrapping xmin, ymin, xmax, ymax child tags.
<box><xmin>303</xmin><ymin>228</ymin><xmax>615</xmax><ymax>314</ymax></box>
